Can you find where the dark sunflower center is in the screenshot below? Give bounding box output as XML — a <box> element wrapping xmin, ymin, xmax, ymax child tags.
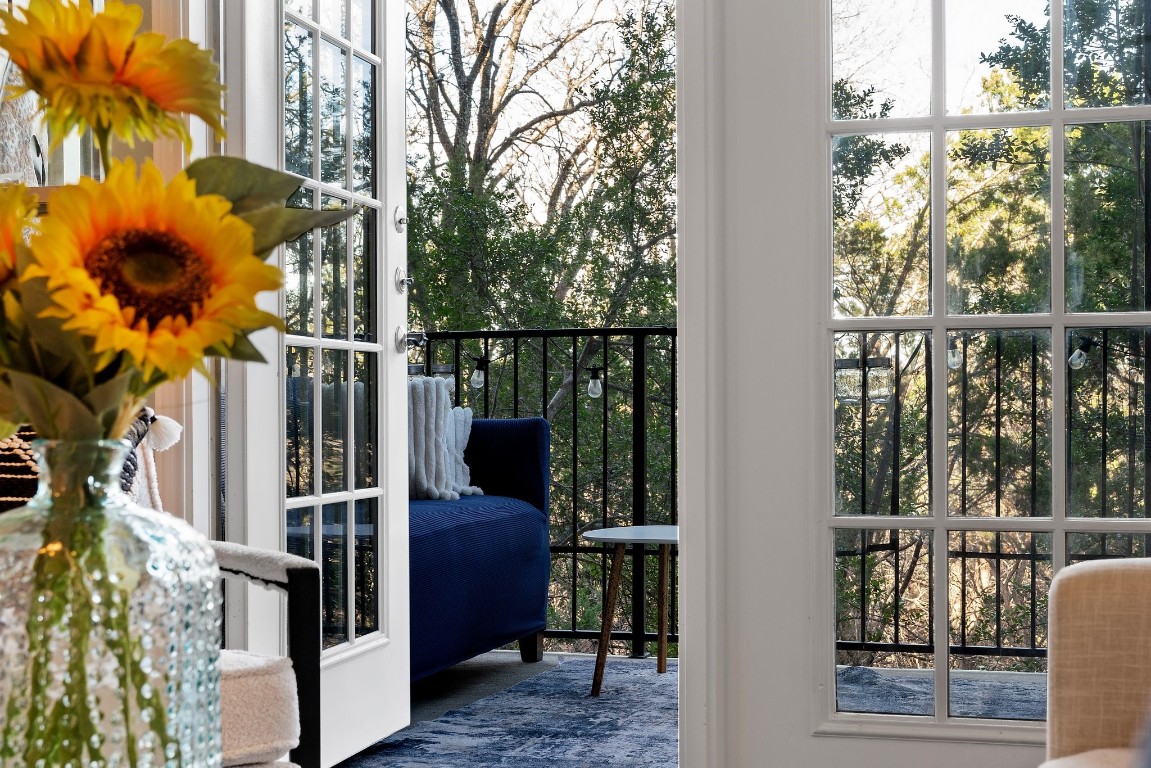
<box><xmin>86</xmin><ymin>228</ymin><xmax>211</xmax><ymax>326</ymax></box>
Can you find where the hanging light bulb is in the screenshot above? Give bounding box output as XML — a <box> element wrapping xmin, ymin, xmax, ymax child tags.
<box><xmin>1068</xmin><ymin>337</ymin><xmax>1098</xmax><ymax>370</ymax></box>
<box><xmin>947</xmin><ymin>336</ymin><xmax>964</xmax><ymax>370</ymax></box>
<box><xmin>587</xmin><ymin>366</ymin><xmax>604</xmax><ymax>398</ymax></box>
<box><xmin>470</xmin><ymin>356</ymin><xmax>488</xmax><ymax>389</ymax></box>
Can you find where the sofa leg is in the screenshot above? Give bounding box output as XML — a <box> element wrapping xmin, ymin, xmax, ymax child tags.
<box><xmin>519</xmin><ymin>631</ymin><xmax>545</xmax><ymax>663</ymax></box>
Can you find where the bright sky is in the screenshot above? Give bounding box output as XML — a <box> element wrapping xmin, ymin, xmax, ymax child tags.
<box><xmin>833</xmin><ymin>0</ymin><xmax>1050</xmax><ymax>117</ymax></box>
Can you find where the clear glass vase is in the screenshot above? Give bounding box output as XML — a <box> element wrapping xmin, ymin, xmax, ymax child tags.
<box><xmin>0</xmin><ymin>439</ymin><xmax>222</xmax><ymax>767</ymax></box>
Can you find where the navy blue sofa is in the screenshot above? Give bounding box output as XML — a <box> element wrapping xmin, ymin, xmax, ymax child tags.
<box><xmin>408</xmin><ymin>417</ymin><xmax>551</xmax><ymax>682</ymax></box>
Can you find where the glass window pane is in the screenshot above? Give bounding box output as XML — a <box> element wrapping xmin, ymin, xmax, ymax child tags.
<box><xmin>947</xmin><ymin>0</ymin><xmax>1049</xmax><ymax>114</ymax></box>
<box><xmin>947</xmin><ymin>330</ymin><xmax>1052</xmax><ymax>517</ymax></box>
<box><xmin>833</xmin><ymin>331</ymin><xmax>930</xmax><ymax>517</ymax></box>
<box><xmin>831</xmin><ymin>0</ymin><xmax>929</xmax><ymax>119</ymax></box>
<box><xmin>285</xmin><ymin>188</ymin><xmax>315</xmax><ymax>336</ymax></box>
<box><xmin>284</xmin><ymin>22</ymin><xmax>314</xmax><ymax>178</ymax></box>
<box><xmin>1067</xmin><ymin>328</ymin><xmax>1149</xmax><ymax>518</ymax></box>
<box><xmin>352</xmin><ymin>56</ymin><xmax>375</xmax><ymax>196</ymax></box>
<box><xmin>286</xmin><ymin>0</ymin><xmax>312</xmax><ymax>19</ymax></box>
<box><xmin>835</xmin><ymin>528</ymin><xmax>933</xmax><ymax>716</ymax></box>
<box><xmin>1066</xmin><ymin>0</ymin><xmax>1148</xmax><ymax>108</ymax></box>
<box><xmin>354</xmin><ymin>351</ymin><xmax>377</xmax><ymax>489</ymax></box>
<box><xmin>351</xmin><ymin>0</ymin><xmax>374</xmax><ymax>51</ymax></box>
<box><xmin>286</xmin><ymin>347</ymin><xmax>314</xmax><ymax>498</ymax></box>
<box><xmin>320</xmin><ymin>0</ymin><xmax>346</xmax><ymax>38</ymax></box>
<box><xmin>947</xmin><ymin>530</ymin><xmax>1049</xmax><ymax>720</ymax></box>
<box><xmin>322</xmin><ymin>194</ymin><xmax>349</xmax><ymax>339</ymax></box>
<box><xmin>355</xmin><ymin>498</ymin><xmax>378</xmax><ymax>637</ymax></box>
<box><xmin>322</xmin><ymin>349</ymin><xmax>348</xmax><ymax>493</ymax></box>
<box><xmin>320</xmin><ymin>40</ymin><xmax>347</xmax><ymax>186</ymax></box>
<box><xmin>1068</xmin><ymin>532</ymin><xmax>1151</xmax><ymax>562</ymax></box>
<box><xmin>1065</xmin><ymin>122</ymin><xmax>1149</xmax><ymax>312</ymax></box>
<box><xmin>352</xmin><ymin>207</ymin><xmax>376</xmax><ymax>342</ymax></box>
<box><xmin>947</xmin><ymin>127</ymin><xmax>1051</xmax><ymax>314</ymax></box>
<box><xmin>322</xmin><ymin>501</ymin><xmax>348</xmax><ymax>648</ymax></box>
<box><xmin>832</xmin><ymin>132</ymin><xmax>930</xmax><ymax>317</ymax></box>
<box><xmin>287</xmin><ymin>506</ymin><xmax>315</xmax><ymax>561</ymax></box>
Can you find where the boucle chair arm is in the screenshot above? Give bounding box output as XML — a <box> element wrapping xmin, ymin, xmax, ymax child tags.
<box><xmin>211</xmin><ymin>541</ymin><xmax>321</xmax><ymax>768</ymax></box>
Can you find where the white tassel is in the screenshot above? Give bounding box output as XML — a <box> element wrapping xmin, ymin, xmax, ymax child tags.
<box><xmin>146</xmin><ymin>415</ymin><xmax>182</xmax><ymax>452</ymax></box>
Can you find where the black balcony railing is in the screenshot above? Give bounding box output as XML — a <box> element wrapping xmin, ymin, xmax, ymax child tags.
<box><xmin>414</xmin><ymin>327</ymin><xmax>679</xmax><ymax>658</ymax></box>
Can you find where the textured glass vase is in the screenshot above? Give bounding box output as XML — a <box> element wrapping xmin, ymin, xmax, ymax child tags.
<box><xmin>0</xmin><ymin>439</ymin><xmax>222</xmax><ymax>766</ymax></box>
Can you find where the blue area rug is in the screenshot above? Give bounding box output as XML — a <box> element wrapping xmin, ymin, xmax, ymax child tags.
<box><xmin>341</xmin><ymin>658</ymin><xmax>678</xmax><ymax>767</ymax></box>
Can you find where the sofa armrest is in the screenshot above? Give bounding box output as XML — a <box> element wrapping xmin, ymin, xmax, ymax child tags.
<box><xmin>464</xmin><ymin>417</ymin><xmax>550</xmax><ymax>513</ymax></box>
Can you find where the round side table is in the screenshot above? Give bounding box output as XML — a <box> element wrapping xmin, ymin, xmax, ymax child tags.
<box><xmin>582</xmin><ymin>524</ymin><xmax>679</xmax><ymax>696</ymax></box>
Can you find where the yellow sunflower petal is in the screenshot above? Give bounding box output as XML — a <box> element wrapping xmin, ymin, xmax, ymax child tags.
<box><xmin>0</xmin><ymin>183</ymin><xmax>38</xmax><ymax>284</ymax></box>
<box><xmin>0</xmin><ymin>0</ymin><xmax>224</xmax><ymax>152</ymax></box>
<box><xmin>28</xmin><ymin>158</ymin><xmax>279</xmax><ymax>380</ymax></box>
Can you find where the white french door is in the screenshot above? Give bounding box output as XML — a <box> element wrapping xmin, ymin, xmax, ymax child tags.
<box><xmin>220</xmin><ymin>1</ymin><xmax>409</xmax><ymax>765</ymax></box>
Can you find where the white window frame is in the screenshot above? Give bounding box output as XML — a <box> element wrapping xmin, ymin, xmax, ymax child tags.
<box><xmin>816</xmin><ymin>0</ymin><xmax>1151</xmax><ymax>745</ymax></box>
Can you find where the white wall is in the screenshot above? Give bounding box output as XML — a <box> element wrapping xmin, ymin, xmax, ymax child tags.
<box><xmin>678</xmin><ymin>0</ymin><xmax>1047</xmax><ymax>764</ymax></box>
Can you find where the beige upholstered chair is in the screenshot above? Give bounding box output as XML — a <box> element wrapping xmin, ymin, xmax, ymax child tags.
<box><xmin>1042</xmin><ymin>559</ymin><xmax>1151</xmax><ymax>768</ymax></box>
<box><xmin>213</xmin><ymin>541</ymin><xmax>321</xmax><ymax>768</ymax></box>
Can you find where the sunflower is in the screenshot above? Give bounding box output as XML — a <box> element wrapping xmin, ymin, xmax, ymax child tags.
<box><xmin>0</xmin><ymin>0</ymin><xmax>224</xmax><ymax>157</ymax></box>
<box><xmin>0</xmin><ymin>184</ymin><xmax>38</xmax><ymax>286</ymax></box>
<box><xmin>25</xmin><ymin>159</ymin><xmax>283</xmax><ymax>380</ymax></box>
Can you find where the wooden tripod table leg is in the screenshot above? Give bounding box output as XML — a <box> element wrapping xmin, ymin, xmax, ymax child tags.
<box><xmin>591</xmin><ymin>542</ymin><xmax>627</xmax><ymax>697</ymax></box>
<box><xmin>657</xmin><ymin>543</ymin><xmax>670</xmax><ymax>674</ymax></box>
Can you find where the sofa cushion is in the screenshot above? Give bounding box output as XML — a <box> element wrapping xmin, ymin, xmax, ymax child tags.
<box><xmin>1040</xmin><ymin>748</ymin><xmax>1139</xmax><ymax>768</ymax></box>
<box><xmin>220</xmin><ymin>649</ymin><xmax>300</xmax><ymax>767</ymax></box>
<box><xmin>409</xmin><ymin>494</ymin><xmax>550</xmax><ymax>681</ymax></box>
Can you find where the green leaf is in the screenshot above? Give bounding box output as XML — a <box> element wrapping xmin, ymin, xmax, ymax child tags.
<box><xmin>206</xmin><ymin>332</ymin><xmax>267</xmax><ymax>363</ymax></box>
<box><xmin>6</xmin><ymin>370</ymin><xmax>104</xmax><ymax>439</ymax></box>
<box><xmin>82</xmin><ymin>372</ymin><xmax>136</xmax><ymax>434</ymax></box>
<box><xmin>240</xmin><ymin>206</ymin><xmax>359</xmax><ymax>260</ymax></box>
<box><xmin>17</xmin><ymin>274</ymin><xmax>92</xmax><ymax>375</ymax></box>
<box><xmin>0</xmin><ymin>417</ymin><xmax>18</xmax><ymax>442</ymax></box>
<box><xmin>184</xmin><ymin>156</ymin><xmax>306</xmax><ymax>213</ymax></box>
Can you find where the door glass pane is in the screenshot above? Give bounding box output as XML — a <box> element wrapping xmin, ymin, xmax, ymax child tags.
<box><xmin>835</xmin><ymin>528</ymin><xmax>933</xmax><ymax>715</ymax></box>
<box><xmin>285</xmin><ymin>22</ymin><xmax>314</xmax><ymax>178</ymax></box>
<box><xmin>947</xmin><ymin>530</ymin><xmax>1049</xmax><ymax>720</ymax></box>
<box><xmin>286</xmin><ymin>347</ymin><xmax>315</xmax><ymax>498</ymax></box>
<box><xmin>353</xmin><ymin>208</ymin><xmax>377</xmax><ymax>342</ymax></box>
<box><xmin>947</xmin><ymin>330</ymin><xmax>1052</xmax><ymax>517</ymax></box>
<box><xmin>287</xmin><ymin>506</ymin><xmax>315</xmax><ymax>561</ymax></box>
<box><xmin>320</xmin><ymin>39</ymin><xmax>348</xmax><ymax>186</ymax></box>
<box><xmin>831</xmin><ymin>0</ymin><xmax>929</xmax><ymax>119</ymax></box>
<box><xmin>947</xmin><ymin>127</ymin><xmax>1051</xmax><ymax>314</ymax></box>
<box><xmin>1067</xmin><ymin>327</ymin><xmax>1149</xmax><ymax>518</ymax></box>
<box><xmin>321</xmin><ymin>194</ymin><xmax>349</xmax><ymax>339</ymax></box>
<box><xmin>355</xmin><ymin>497</ymin><xmax>378</xmax><ymax>637</ymax></box>
<box><xmin>352</xmin><ymin>55</ymin><xmax>375</xmax><ymax>196</ymax></box>
<box><xmin>1065</xmin><ymin>121</ymin><xmax>1149</xmax><ymax>312</ymax></box>
<box><xmin>322</xmin><ymin>501</ymin><xmax>348</xmax><ymax>648</ymax></box>
<box><xmin>947</xmin><ymin>0</ymin><xmax>1049</xmax><ymax>114</ymax></box>
<box><xmin>351</xmin><ymin>0</ymin><xmax>374</xmax><ymax>51</ymax></box>
<box><xmin>354</xmin><ymin>351</ymin><xmax>377</xmax><ymax>489</ymax></box>
<box><xmin>832</xmin><ymin>132</ymin><xmax>930</xmax><ymax>317</ymax></box>
<box><xmin>322</xmin><ymin>349</ymin><xmax>348</xmax><ymax>493</ymax></box>
<box><xmin>285</xmin><ymin>188</ymin><xmax>315</xmax><ymax>336</ymax></box>
<box><xmin>833</xmin><ymin>331</ymin><xmax>931</xmax><ymax>516</ymax></box>
<box><xmin>1066</xmin><ymin>0</ymin><xmax>1148</xmax><ymax>108</ymax></box>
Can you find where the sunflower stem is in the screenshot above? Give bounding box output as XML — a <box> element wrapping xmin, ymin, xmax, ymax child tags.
<box><xmin>94</xmin><ymin>126</ymin><xmax>112</xmax><ymax>179</ymax></box>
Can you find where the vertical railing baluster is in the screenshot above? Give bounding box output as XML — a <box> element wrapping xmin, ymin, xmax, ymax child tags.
<box><xmin>1103</xmin><ymin>329</ymin><xmax>1110</xmax><ymax>517</ymax></box>
<box><xmin>571</xmin><ymin>335</ymin><xmax>579</xmax><ymax>637</ymax></box>
<box><xmin>1031</xmin><ymin>335</ymin><xmax>1038</xmax><ymax>517</ymax></box>
<box><xmin>630</xmin><ymin>332</ymin><xmax>648</xmax><ymax>658</ymax></box>
<box><xmin>995</xmin><ymin>332</ymin><xmax>1003</xmax><ymax>518</ymax></box>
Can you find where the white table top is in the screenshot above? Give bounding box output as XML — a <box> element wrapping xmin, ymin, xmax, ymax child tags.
<box><xmin>583</xmin><ymin>524</ymin><xmax>678</xmax><ymax>545</ymax></box>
